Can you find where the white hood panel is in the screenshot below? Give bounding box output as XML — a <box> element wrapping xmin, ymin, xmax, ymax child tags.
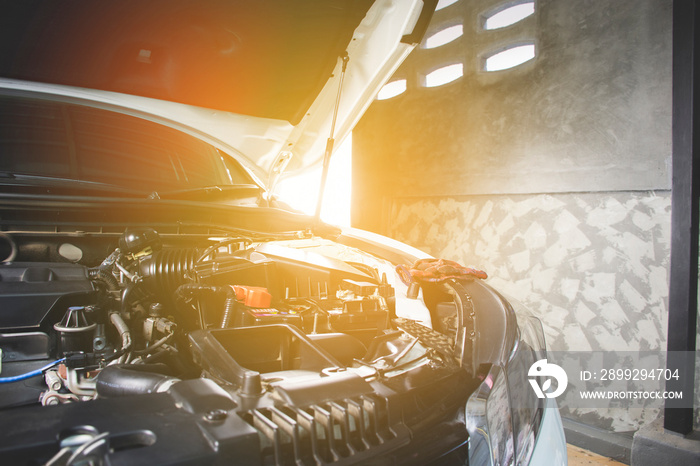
<box><xmin>0</xmin><ymin>0</ymin><xmax>435</xmax><ymax>189</ymax></box>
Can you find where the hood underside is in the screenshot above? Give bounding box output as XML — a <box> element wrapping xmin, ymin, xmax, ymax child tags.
<box><xmin>0</xmin><ymin>0</ymin><xmax>435</xmax><ymax>186</ymax></box>
<box><xmin>0</xmin><ymin>0</ymin><xmax>370</xmax><ymax>125</ymax></box>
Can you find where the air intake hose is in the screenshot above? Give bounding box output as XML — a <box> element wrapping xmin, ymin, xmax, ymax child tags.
<box><xmin>95</xmin><ymin>364</ymin><xmax>179</xmax><ymax>398</ymax></box>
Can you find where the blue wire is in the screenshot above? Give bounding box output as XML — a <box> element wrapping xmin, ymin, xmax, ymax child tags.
<box><xmin>0</xmin><ymin>358</ymin><xmax>66</xmax><ymax>383</ymax></box>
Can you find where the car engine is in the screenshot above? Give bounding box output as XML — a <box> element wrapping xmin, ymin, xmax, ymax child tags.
<box><xmin>0</xmin><ymin>227</ymin><xmax>484</xmax><ymax>465</ymax></box>
<box><xmin>0</xmin><ymin>227</ymin><xmax>402</xmax><ymax>403</ymax></box>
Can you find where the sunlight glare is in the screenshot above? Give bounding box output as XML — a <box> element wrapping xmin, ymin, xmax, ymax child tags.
<box><xmin>275</xmin><ymin>136</ymin><xmax>352</xmax><ymax>227</ymax></box>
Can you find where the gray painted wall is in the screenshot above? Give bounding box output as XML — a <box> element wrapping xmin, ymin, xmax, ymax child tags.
<box><xmin>353</xmin><ymin>0</ymin><xmax>697</xmax><ymax>432</ymax></box>
<box><xmin>355</xmin><ymin>0</ymin><xmax>671</xmax><ymax>205</ymax></box>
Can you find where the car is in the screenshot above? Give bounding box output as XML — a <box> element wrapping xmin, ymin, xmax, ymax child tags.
<box><xmin>0</xmin><ymin>1</ymin><xmax>567</xmax><ymax>465</ymax></box>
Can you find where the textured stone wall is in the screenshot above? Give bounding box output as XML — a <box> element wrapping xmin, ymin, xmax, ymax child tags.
<box><xmin>389</xmin><ymin>191</ymin><xmax>671</xmax><ymax>354</ymax></box>
<box><xmin>387</xmin><ymin>190</ymin><xmax>676</xmax><ymax>430</ymax></box>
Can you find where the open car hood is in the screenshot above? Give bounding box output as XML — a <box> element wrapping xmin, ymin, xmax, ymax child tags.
<box><xmin>0</xmin><ymin>0</ymin><xmax>436</xmax><ymax>189</ymax></box>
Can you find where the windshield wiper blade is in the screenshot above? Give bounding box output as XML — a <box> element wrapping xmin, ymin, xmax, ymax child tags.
<box><xmin>0</xmin><ymin>172</ymin><xmax>143</xmax><ymax>194</ymax></box>
<box><xmin>148</xmin><ymin>184</ymin><xmax>262</xmax><ymax>200</ymax></box>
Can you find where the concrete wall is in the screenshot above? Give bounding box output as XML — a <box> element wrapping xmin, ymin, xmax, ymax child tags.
<box><xmin>354</xmin><ymin>0</ymin><xmax>671</xmax><ymax>219</ymax></box>
<box><xmin>387</xmin><ymin>191</ymin><xmax>673</xmax><ymax>431</ymax></box>
<box><xmin>352</xmin><ymin>0</ymin><xmax>694</xmax><ymax>431</ymax></box>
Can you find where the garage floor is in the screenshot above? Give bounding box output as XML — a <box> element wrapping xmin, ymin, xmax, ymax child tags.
<box><xmin>567</xmin><ymin>444</ymin><xmax>626</xmax><ymax>465</ymax></box>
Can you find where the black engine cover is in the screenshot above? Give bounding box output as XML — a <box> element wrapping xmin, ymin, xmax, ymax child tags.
<box><xmin>0</xmin><ymin>262</ymin><xmax>94</xmax><ymax>330</ymax></box>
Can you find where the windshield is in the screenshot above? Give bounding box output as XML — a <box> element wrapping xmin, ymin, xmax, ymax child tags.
<box><xmin>0</xmin><ymin>94</ymin><xmax>255</xmax><ymax>194</ymax></box>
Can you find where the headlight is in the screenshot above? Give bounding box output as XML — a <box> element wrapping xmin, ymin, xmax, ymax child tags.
<box><xmin>466</xmin><ymin>364</ymin><xmax>516</xmax><ymax>465</ymax></box>
<box><xmin>507</xmin><ymin>313</ymin><xmax>547</xmax><ymax>465</ymax></box>
<box><xmin>465</xmin><ymin>298</ymin><xmax>547</xmax><ymax>466</ymax></box>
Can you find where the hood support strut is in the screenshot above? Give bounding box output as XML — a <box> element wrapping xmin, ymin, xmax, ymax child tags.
<box><xmin>313</xmin><ymin>53</ymin><xmax>350</xmax><ymax>225</ymax></box>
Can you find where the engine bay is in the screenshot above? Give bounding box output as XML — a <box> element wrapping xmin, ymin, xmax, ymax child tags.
<box><xmin>0</xmin><ymin>227</ymin><xmax>487</xmax><ymax>465</ymax></box>
<box><xmin>1</xmin><ymin>228</ymin><xmax>406</xmax><ymax>401</ymax></box>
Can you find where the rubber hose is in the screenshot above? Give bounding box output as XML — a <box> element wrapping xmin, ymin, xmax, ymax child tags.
<box><xmin>95</xmin><ymin>365</ymin><xmax>179</xmax><ymax>397</ymax></box>
<box><xmin>109</xmin><ymin>312</ymin><xmax>131</xmax><ymax>352</ymax></box>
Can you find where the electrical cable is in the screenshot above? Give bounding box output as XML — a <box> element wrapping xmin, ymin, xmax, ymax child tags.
<box><xmin>0</xmin><ymin>358</ymin><xmax>66</xmax><ymax>383</ymax></box>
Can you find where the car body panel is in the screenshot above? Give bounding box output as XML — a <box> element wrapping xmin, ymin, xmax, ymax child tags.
<box><xmin>0</xmin><ymin>0</ymin><xmax>433</xmax><ymax>186</ymax></box>
<box><xmin>530</xmin><ymin>399</ymin><xmax>569</xmax><ymax>466</ymax></box>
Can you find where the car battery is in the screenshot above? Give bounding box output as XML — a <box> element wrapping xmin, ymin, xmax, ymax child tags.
<box><xmin>237</xmin><ymin>306</ymin><xmax>304</xmax><ymax>328</ymax></box>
